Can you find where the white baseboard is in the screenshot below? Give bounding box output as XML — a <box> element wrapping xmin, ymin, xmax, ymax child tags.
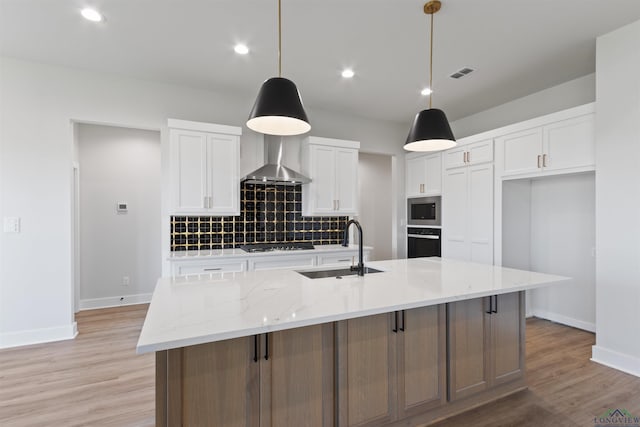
<box><xmin>592</xmin><ymin>345</ymin><xmax>640</xmax><ymax>378</ymax></box>
<box><xmin>530</xmin><ymin>309</ymin><xmax>596</xmax><ymax>332</ymax></box>
<box><xmin>0</xmin><ymin>322</ymin><xmax>78</xmax><ymax>349</ymax></box>
<box><xmin>79</xmin><ymin>293</ymin><xmax>152</xmax><ymax>310</ymax></box>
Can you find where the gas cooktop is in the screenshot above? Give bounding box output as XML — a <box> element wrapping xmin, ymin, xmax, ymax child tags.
<box><xmin>239</xmin><ymin>242</ymin><xmax>315</xmax><ymax>253</ymax></box>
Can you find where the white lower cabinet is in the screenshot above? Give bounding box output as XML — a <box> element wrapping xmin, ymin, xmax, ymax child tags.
<box><xmin>316</xmin><ymin>249</ymin><xmax>370</xmax><ymax>267</ymax></box>
<box><xmin>171</xmin><ymin>259</ymin><xmax>247</xmax><ymax>276</ymax></box>
<box><xmin>248</xmin><ymin>254</ymin><xmax>316</xmax><ymax>271</ymax></box>
<box><xmin>169</xmin><ymin>248</ymin><xmax>369</xmax><ymax>276</ymax></box>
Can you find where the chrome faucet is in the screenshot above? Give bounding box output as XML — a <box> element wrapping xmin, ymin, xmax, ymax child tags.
<box><xmin>342</xmin><ymin>219</ymin><xmax>365</xmax><ymax>276</ymax></box>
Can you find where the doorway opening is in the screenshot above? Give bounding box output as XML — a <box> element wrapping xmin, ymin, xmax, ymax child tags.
<box><xmin>73</xmin><ymin>123</ymin><xmax>161</xmax><ymax>311</ymax></box>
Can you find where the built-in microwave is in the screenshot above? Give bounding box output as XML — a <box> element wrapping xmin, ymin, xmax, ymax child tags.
<box><xmin>407</xmin><ymin>196</ymin><xmax>441</xmax><ymax>226</ymax></box>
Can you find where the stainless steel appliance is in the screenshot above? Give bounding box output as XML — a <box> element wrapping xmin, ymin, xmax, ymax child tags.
<box><xmin>407</xmin><ymin>196</ymin><xmax>441</xmax><ymax>226</ymax></box>
<box><xmin>407</xmin><ymin>227</ymin><xmax>441</xmax><ymax>258</ymax></box>
<box><xmin>239</xmin><ymin>242</ymin><xmax>314</xmax><ymax>253</ymax></box>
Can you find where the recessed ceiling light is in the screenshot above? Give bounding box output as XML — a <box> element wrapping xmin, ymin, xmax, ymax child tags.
<box><xmin>234</xmin><ymin>44</ymin><xmax>249</xmax><ymax>55</ymax></box>
<box><xmin>81</xmin><ymin>8</ymin><xmax>103</xmax><ymax>22</ymax></box>
<box><xmin>421</xmin><ymin>87</ymin><xmax>433</xmax><ymax>96</ymax></box>
<box><xmin>341</xmin><ymin>69</ymin><xmax>355</xmax><ymax>79</ymax></box>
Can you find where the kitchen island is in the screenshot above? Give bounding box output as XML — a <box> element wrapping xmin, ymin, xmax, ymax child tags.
<box><xmin>137</xmin><ymin>257</ymin><xmax>569</xmax><ymax>426</ymax></box>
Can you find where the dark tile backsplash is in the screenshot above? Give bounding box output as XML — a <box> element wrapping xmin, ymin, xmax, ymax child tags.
<box><xmin>171</xmin><ymin>182</ymin><xmax>349</xmax><ymax>251</ymax></box>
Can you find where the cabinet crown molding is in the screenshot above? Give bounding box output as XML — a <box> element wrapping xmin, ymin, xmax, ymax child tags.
<box><xmin>168</xmin><ymin>118</ymin><xmax>242</xmax><ymax>135</ymax></box>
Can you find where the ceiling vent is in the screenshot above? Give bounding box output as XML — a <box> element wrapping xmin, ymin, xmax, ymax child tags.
<box><xmin>450</xmin><ymin>67</ymin><xmax>475</xmax><ymax>79</ymax></box>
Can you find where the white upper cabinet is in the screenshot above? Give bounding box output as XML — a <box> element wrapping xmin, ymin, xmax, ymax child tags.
<box><xmin>406</xmin><ymin>152</ymin><xmax>442</xmax><ymax>198</ymax></box>
<box><xmin>543</xmin><ymin>114</ymin><xmax>595</xmax><ymax>173</ymax></box>
<box><xmin>498</xmin><ymin>128</ymin><xmax>543</xmax><ymax>177</ymax></box>
<box><xmin>301</xmin><ymin>137</ymin><xmax>360</xmax><ymax>216</ymax></box>
<box><xmin>168</xmin><ymin>119</ymin><xmax>241</xmax><ymax>216</ymax></box>
<box><xmin>444</xmin><ymin>139</ymin><xmax>494</xmax><ymax>170</ymax></box>
<box><xmin>497</xmin><ymin>112</ymin><xmax>595</xmax><ymax>179</ymax></box>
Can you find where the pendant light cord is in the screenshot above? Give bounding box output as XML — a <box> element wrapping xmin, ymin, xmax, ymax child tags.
<box><xmin>278</xmin><ymin>0</ymin><xmax>282</xmax><ymax>77</ymax></box>
<box><xmin>429</xmin><ymin>11</ymin><xmax>434</xmax><ymax>109</ymax></box>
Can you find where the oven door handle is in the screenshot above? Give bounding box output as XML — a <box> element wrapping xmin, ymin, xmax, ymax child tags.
<box><xmin>407</xmin><ymin>234</ymin><xmax>440</xmax><ymax>240</ymax></box>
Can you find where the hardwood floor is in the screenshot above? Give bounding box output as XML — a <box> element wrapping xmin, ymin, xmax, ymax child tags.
<box><xmin>0</xmin><ymin>305</ymin><xmax>154</xmax><ymax>427</ymax></box>
<box><xmin>1</xmin><ymin>307</ymin><xmax>639</xmax><ymax>426</ymax></box>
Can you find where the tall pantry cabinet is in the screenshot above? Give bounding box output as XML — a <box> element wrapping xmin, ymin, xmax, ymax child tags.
<box><xmin>442</xmin><ymin>140</ymin><xmax>494</xmax><ymax>264</ymax></box>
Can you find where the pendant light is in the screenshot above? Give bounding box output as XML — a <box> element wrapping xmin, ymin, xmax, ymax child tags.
<box><xmin>247</xmin><ymin>0</ymin><xmax>310</xmax><ymax>136</ymax></box>
<box><xmin>404</xmin><ymin>1</ymin><xmax>456</xmax><ymax>152</ymax></box>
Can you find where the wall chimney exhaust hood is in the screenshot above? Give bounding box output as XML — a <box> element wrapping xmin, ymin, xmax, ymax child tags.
<box><xmin>242</xmin><ymin>135</ymin><xmax>311</xmax><ymax>185</ymax></box>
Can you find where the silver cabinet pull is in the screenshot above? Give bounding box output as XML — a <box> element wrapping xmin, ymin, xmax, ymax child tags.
<box><xmin>466</xmin><ymin>151</ymin><xmax>471</xmax><ymax>163</ymax></box>
<box><xmin>203</xmin><ymin>196</ymin><xmax>207</xmax><ymax>208</ymax></box>
<box><xmin>542</xmin><ymin>154</ymin><xmax>547</xmax><ymax>167</ymax></box>
<box><xmin>337</xmin><ymin>200</ymin><xmax>340</xmax><ymax>210</ymax></box>
<box><xmin>337</xmin><ymin>259</ymin><xmax>350</xmax><ymax>262</ymax></box>
<box><xmin>537</xmin><ymin>155</ymin><xmax>542</xmax><ymax>168</ymax></box>
<box><xmin>203</xmin><ymin>267</ymin><xmax>222</xmax><ymax>271</ymax></box>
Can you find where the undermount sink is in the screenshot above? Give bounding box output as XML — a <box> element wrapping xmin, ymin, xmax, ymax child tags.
<box><xmin>296</xmin><ymin>267</ymin><xmax>384</xmax><ymax>279</ymax></box>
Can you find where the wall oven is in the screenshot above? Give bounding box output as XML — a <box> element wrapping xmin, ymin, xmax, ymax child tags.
<box><xmin>407</xmin><ymin>196</ymin><xmax>441</xmax><ymax>226</ymax></box>
<box><xmin>407</xmin><ymin>227</ymin><xmax>441</xmax><ymax>258</ymax></box>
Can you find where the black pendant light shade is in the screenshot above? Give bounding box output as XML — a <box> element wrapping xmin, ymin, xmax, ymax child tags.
<box><xmin>404</xmin><ymin>108</ymin><xmax>456</xmax><ymax>152</ymax></box>
<box><xmin>247</xmin><ymin>77</ymin><xmax>311</xmax><ymax>136</ymax></box>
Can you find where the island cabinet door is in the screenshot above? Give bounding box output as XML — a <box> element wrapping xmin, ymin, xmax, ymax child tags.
<box><xmin>336</xmin><ymin>312</ymin><xmax>398</xmax><ymax>427</ymax></box>
<box><xmin>396</xmin><ymin>305</ymin><xmax>447</xmax><ymax>419</ymax></box>
<box><xmin>156</xmin><ymin>337</ymin><xmax>260</xmax><ymax>427</ymax></box>
<box><xmin>490</xmin><ymin>292</ymin><xmax>525</xmax><ymax>386</ymax></box>
<box><xmin>260</xmin><ymin>324</ymin><xmax>335</xmax><ymax>427</ymax></box>
<box><xmin>446</xmin><ymin>297</ymin><xmax>491</xmax><ymax>401</ymax></box>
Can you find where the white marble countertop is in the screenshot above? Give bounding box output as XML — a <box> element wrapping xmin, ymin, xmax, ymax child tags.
<box><xmin>137</xmin><ymin>257</ymin><xmax>570</xmax><ymax>354</ymax></box>
<box><xmin>167</xmin><ymin>244</ymin><xmax>372</xmax><ymax>261</ymax></box>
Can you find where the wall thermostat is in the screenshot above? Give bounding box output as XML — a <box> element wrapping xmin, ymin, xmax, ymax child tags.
<box><xmin>116</xmin><ymin>202</ymin><xmax>128</xmax><ymax>213</ymax></box>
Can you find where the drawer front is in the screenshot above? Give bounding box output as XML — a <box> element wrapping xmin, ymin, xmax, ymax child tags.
<box><xmin>317</xmin><ymin>252</ymin><xmax>357</xmax><ymax>266</ymax></box>
<box><xmin>174</xmin><ymin>260</ymin><xmax>247</xmax><ymax>275</ymax></box>
<box><xmin>249</xmin><ymin>255</ymin><xmax>316</xmax><ymax>271</ymax></box>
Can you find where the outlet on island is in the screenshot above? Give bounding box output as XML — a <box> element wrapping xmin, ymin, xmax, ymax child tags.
<box><xmin>122</xmin><ymin>276</ymin><xmax>130</xmax><ymax>286</ymax></box>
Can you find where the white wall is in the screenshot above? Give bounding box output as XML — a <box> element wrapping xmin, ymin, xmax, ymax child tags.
<box><xmin>592</xmin><ymin>19</ymin><xmax>640</xmax><ymax>377</ymax></box>
<box><xmin>358</xmin><ymin>153</ymin><xmax>393</xmax><ymax>261</ymax></box>
<box><xmin>501</xmin><ymin>174</ymin><xmax>596</xmax><ymax>330</ymax></box>
<box><xmin>77</xmin><ymin>124</ymin><xmax>161</xmax><ymax>309</ymax></box>
<box><xmin>0</xmin><ymin>56</ymin><xmax>407</xmax><ymax>348</ymax></box>
<box><xmin>451</xmin><ymin>74</ymin><xmax>595</xmax><ymax>139</ymax></box>
<box><xmin>529</xmin><ymin>174</ymin><xmax>596</xmax><ymax>331</ymax></box>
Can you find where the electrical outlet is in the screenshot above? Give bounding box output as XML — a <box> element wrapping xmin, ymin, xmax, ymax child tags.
<box><xmin>122</xmin><ymin>276</ymin><xmax>130</xmax><ymax>286</ymax></box>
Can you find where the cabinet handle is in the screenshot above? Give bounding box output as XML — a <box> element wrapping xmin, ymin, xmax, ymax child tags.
<box><xmin>466</xmin><ymin>151</ymin><xmax>471</xmax><ymax>163</ymax></box>
<box><xmin>253</xmin><ymin>335</ymin><xmax>258</xmax><ymax>363</ymax></box>
<box><xmin>392</xmin><ymin>312</ymin><xmax>398</xmax><ymax>333</ymax></box>
<box><xmin>542</xmin><ymin>154</ymin><xmax>547</xmax><ymax>167</ymax></box>
<box><xmin>399</xmin><ymin>310</ymin><xmax>405</xmax><ymax>332</ymax></box>
<box><xmin>337</xmin><ymin>259</ymin><xmax>351</xmax><ymax>262</ymax></box>
<box><xmin>264</xmin><ymin>334</ymin><xmax>269</xmax><ymax>361</ymax></box>
<box><xmin>485</xmin><ymin>296</ymin><xmax>493</xmax><ymax>314</ymax></box>
<box><xmin>492</xmin><ymin>295</ymin><xmax>498</xmax><ymax>314</ymax></box>
<box><xmin>337</xmin><ymin>199</ymin><xmax>340</xmax><ymax>210</ymax></box>
<box><xmin>203</xmin><ymin>268</ymin><xmax>221</xmax><ymax>271</ymax></box>
<box><xmin>203</xmin><ymin>196</ymin><xmax>207</xmax><ymax>208</ymax></box>
<box><xmin>537</xmin><ymin>155</ymin><xmax>542</xmax><ymax>168</ymax></box>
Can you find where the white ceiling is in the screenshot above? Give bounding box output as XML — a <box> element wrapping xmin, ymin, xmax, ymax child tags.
<box><xmin>2</xmin><ymin>0</ymin><xmax>640</xmax><ymax>124</ymax></box>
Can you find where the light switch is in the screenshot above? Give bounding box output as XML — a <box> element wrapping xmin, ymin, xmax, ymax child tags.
<box><xmin>3</xmin><ymin>217</ymin><xmax>20</xmax><ymax>233</ymax></box>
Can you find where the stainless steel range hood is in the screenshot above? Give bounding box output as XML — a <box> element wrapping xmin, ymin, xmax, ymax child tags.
<box><xmin>242</xmin><ymin>135</ymin><xmax>311</xmax><ymax>185</ymax></box>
